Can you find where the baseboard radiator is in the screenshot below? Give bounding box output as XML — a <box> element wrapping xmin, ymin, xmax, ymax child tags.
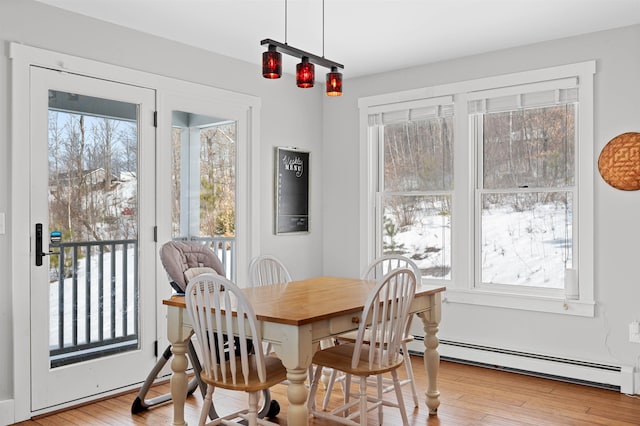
<box><xmin>406</xmin><ymin>337</ymin><xmax>623</xmax><ymax>392</ymax></box>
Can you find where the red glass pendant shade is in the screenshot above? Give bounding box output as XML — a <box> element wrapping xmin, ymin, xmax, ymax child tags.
<box><xmin>326</xmin><ymin>66</ymin><xmax>342</xmax><ymax>96</ymax></box>
<box><xmin>296</xmin><ymin>57</ymin><xmax>315</xmax><ymax>88</ymax></box>
<box><xmin>262</xmin><ymin>46</ymin><xmax>282</xmax><ymax>79</ymax></box>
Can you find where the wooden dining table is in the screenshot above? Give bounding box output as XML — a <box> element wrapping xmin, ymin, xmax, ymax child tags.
<box><xmin>163</xmin><ymin>276</ymin><xmax>445</xmax><ymax>426</ymax></box>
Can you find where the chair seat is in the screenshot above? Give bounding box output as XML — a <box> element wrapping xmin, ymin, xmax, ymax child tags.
<box><xmin>312</xmin><ymin>342</ymin><xmax>404</xmax><ymax>377</ymax></box>
<box><xmin>201</xmin><ymin>354</ymin><xmax>287</xmax><ymax>393</ymax></box>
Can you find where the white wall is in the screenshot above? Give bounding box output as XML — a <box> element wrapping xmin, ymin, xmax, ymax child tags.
<box><xmin>0</xmin><ymin>0</ymin><xmax>325</xmax><ymax>412</ymax></box>
<box><xmin>323</xmin><ymin>24</ymin><xmax>640</xmax><ymax>372</ymax></box>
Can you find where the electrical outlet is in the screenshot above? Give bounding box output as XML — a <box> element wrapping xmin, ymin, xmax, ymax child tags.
<box><xmin>629</xmin><ymin>322</ymin><xmax>640</xmax><ymax>343</ymax></box>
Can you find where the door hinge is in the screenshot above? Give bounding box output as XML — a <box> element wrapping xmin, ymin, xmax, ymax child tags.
<box><xmin>153</xmin><ymin>111</ymin><xmax>158</xmax><ymax>127</ymax></box>
<box><xmin>153</xmin><ymin>226</ymin><xmax>157</xmax><ymax>242</ymax></box>
<box><xmin>154</xmin><ymin>340</ymin><xmax>158</xmax><ymax>357</ymax></box>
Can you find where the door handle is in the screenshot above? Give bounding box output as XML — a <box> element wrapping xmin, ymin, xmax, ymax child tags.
<box><xmin>35</xmin><ymin>223</ymin><xmax>59</xmax><ymax>266</ymax></box>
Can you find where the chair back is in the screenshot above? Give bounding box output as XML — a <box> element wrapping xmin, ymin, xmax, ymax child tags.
<box><xmin>185</xmin><ymin>273</ymin><xmax>267</xmax><ymax>385</ymax></box>
<box><xmin>363</xmin><ymin>255</ymin><xmax>421</xmax><ymax>339</ymax></box>
<box><xmin>248</xmin><ymin>254</ymin><xmax>292</xmax><ymax>287</ymax></box>
<box><xmin>352</xmin><ymin>267</ymin><xmax>417</xmax><ymax>370</ymax></box>
<box><xmin>362</xmin><ymin>254</ymin><xmax>421</xmax><ymax>282</ymax></box>
<box><xmin>160</xmin><ymin>241</ymin><xmax>225</xmax><ymax>293</ymax></box>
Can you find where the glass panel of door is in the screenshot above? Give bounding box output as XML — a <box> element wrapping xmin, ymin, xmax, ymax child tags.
<box><xmin>47</xmin><ymin>91</ymin><xmax>140</xmax><ymax>367</ymax></box>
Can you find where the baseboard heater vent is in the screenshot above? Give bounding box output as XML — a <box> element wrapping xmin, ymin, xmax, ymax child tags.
<box><xmin>406</xmin><ymin>336</ymin><xmax>621</xmax><ymax>391</ymax></box>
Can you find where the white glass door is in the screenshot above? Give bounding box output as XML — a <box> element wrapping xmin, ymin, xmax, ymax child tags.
<box><xmin>29</xmin><ymin>66</ymin><xmax>157</xmax><ymax>411</ymax></box>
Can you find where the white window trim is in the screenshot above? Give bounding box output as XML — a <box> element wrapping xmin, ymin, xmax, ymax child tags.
<box><xmin>359</xmin><ymin>61</ymin><xmax>595</xmax><ymax>317</ymax></box>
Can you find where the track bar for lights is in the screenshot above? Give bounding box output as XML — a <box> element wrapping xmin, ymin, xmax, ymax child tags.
<box><xmin>261</xmin><ymin>39</ymin><xmax>344</xmax><ymax>70</ymax></box>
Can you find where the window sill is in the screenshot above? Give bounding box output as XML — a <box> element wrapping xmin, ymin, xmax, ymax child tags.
<box><xmin>444</xmin><ymin>288</ymin><xmax>595</xmax><ymax>317</ymax></box>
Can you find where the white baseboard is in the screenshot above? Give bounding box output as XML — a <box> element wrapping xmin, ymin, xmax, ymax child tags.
<box><xmin>407</xmin><ymin>337</ymin><xmax>633</xmax><ymax>393</ymax></box>
<box><xmin>0</xmin><ymin>399</ymin><xmax>15</xmax><ymax>425</ymax></box>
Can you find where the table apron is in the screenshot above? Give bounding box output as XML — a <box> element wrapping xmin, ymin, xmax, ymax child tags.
<box><xmin>172</xmin><ymin>299</ymin><xmax>434</xmax><ymax>348</ymax></box>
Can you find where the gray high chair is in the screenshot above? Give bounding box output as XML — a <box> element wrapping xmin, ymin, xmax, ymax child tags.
<box><xmin>131</xmin><ymin>241</ymin><xmax>280</xmax><ymax>420</ymax></box>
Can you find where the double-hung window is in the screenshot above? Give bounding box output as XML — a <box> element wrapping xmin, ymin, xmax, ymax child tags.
<box><xmin>367</xmin><ymin>97</ymin><xmax>454</xmax><ymax>281</ymax></box>
<box><xmin>470</xmin><ymin>82</ymin><xmax>578</xmax><ymax>292</ymax></box>
<box><xmin>360</xmin><ymin>62</ymin><xmax>595</xmax><ymax>316</ymax></box>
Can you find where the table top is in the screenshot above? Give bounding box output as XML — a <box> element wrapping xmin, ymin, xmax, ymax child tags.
<box><xmin>163</xmin><ymin>275</ymin><xmax>445</xmax><ymax>327</ymax></box>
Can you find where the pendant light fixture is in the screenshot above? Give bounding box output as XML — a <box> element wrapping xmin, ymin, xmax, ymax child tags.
<box><xmin>296</xmin><ymin>57</ymin><xmax>315</xmax><ymax>88</ymax></box>
<box><xmin>326</xmin><ymin>66</ymin><xmax>342</xmax><ymax>96</ymax></box>
<box><xmin>262</xmin><ymin>45</ymin><xmax>282</xmax><ymax>79</ymax></box>
<box><xmin>261</xmin><ymin>0</ymin><xmax>344</xmax><ymax>96</ymax></box>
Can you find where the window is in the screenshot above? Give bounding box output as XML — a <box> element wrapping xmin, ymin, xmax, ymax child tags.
<box><xmin>368</xmin><ymin>98</ymin><xmax>454</xmax><ymax>280</ymax></box>
<box><xmin>171</xmin><ymin>111</ymin><xmax>237</xmax><ymax>279</ymax></box>
<box><xmin>360</xmin><ymin>62</ymin><xmax>595</xmax><ymax>316</ymax></box>
<box><xmin>470</xmin><ymin>84</ymin><xmax>577</xmax><ymax>291</ymax></box>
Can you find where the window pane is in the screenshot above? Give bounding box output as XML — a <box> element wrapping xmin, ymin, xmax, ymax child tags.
<box><xmin>483</xmin><ymin>105</ymin><xmax>575</xmax><ymax>189</ymax></box>
<box><xmin>199</xmin><ymin>123</ymin><xmax>236</xmax><ymax>237</ymax></box>
<box><xmin>383</xmin><ymin>195</ymin><xmax>451</xmax><ymax>279</ymax></box>
<box><xmin>171</xmin><ymin>126</ymin><xmax>182</xmax><ymax>237</ymax></box>
<box><xmin>383</xmin><ymin>117</ymin><xmax>453</xmax><ymax>192</ymax></box>
<box><xmin>480</xmin><ymin>191</ymin><xmax>572</xmax><ymax>288</ymax></box>
<box><xmin>171</xmin><ymin>111</ymin><xmax>236</xmax><ymax>239</ymax></box>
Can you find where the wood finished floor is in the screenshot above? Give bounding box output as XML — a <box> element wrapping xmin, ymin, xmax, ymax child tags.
<box><xmin>13</xmin><ymin>358</ymin><xmax>640</xmax><ymax>425</ymax></box>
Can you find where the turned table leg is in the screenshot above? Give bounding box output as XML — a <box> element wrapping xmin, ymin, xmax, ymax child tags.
<box><xmin>418</xmin><ymin>292</ymin><xmax>442</xmax><ymax>415</ymax></box>
<box><xmin>167</xmin><ymin>305</ymin><xmax>192</xmax><ymax>426</ymax></box>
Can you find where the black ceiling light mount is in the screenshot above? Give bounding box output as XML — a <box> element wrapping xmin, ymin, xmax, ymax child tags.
<box><xmin>261</xmin><ymin>0</ymin><xmax>344</xmax><ymax>96</ymax></box>
<box><xmin>260</xmin><ymin>39</ymin><xmax>344</xmax><ymax>72</ymax></box>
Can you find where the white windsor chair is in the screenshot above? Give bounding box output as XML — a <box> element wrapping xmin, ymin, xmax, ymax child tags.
<box><xmin>307</xmin><ymin>267</ymin><xmax>417</xmax><ymax>426</ymax></box>
<box><xmin>185</xmin><ymin>273</ymin><xmax>287</xmax><ymax>426</ymax></box>
<box><xmin>322</xmin><ymin>254</ymin><xmax>422</xmax><ymax>410</ymax></box>
<box><xmin>248</xmin><ymin>254</ymin><xmax>293</xmax><ymax>287</ymax></box>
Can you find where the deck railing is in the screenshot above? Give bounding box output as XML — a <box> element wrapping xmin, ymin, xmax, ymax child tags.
<box><xmin>49</xmin><ymin>236</ymin><xmax>235</xmax><ymax>367</ymax></box>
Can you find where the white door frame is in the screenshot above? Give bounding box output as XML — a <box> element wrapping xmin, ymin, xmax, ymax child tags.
<box><xmin>9</xmin><ymin>43</ymin><xmax>261</xmax><ymax>421</ymax></box>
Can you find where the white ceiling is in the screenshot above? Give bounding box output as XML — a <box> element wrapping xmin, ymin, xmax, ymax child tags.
<box><xmin>35</xmin><ymin>0</ymin><xmax>640</xmax><ymax>79</ymax></box>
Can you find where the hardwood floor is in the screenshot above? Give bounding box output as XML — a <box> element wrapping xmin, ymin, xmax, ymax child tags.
<box><xmin>13</xmin><ymin>358</ymin><xmax>640</xmax><ymax>425</ymax></box>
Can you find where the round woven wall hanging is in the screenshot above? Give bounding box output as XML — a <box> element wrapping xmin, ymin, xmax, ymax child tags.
<box><xmin>598</xmin><ymin>132</ymin><xmax>640</xmax><ymax>191</ymax></box>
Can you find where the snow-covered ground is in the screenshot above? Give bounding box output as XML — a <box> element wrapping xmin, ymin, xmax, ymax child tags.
<box><xmin>391</xmin><ymin>201</ymin><xmax>571</xmax><ymax>289</ymax></box>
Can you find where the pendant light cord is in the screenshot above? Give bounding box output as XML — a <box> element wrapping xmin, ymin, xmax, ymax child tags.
<box><xmin>285</xmin><ymin>0</ymin><xmax>326</xmax><ymax>56</ymax></box>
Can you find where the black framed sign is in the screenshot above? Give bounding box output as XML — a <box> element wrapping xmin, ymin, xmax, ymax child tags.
<box><xmin>275</xmin><ymin>147</ymin><xmax>309</xmax><ymax>234</ymax></box>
